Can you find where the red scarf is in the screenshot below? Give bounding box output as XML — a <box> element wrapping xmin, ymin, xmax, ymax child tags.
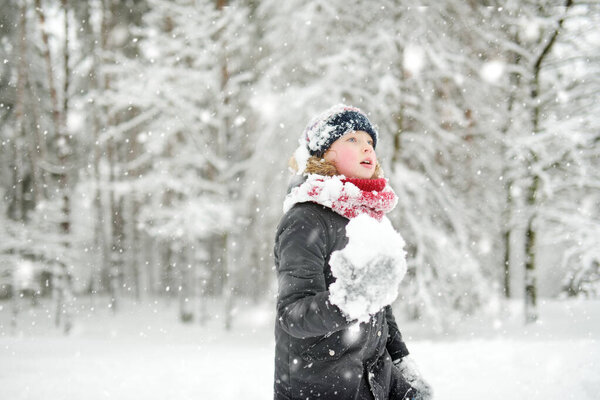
<box><xmin>283</xmin><ymin>175</ymin><xmax>397</xmax><ymax>221</ymax></box>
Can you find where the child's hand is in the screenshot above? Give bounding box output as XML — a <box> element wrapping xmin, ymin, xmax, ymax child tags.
<box><xmin>393</xmin><ymin>356</ymin><xmax>434</xmax><ymax>400</ymax></box>
<box><xmin>328</xmin><ymin>214</ymin><xmax>407</xmax><ymax>322</ymax></box>
<box><xmin>329</xmin><ymin>252</ymin><xmax>399</xmax><ymax>321</ymax></box>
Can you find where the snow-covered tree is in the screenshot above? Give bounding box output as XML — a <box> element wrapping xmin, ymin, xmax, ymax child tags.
<box><xmin>0</xmin><ymin>0</ymin><xmax>81</xmax><ymax>333</ymax></box>
<box><xmin>535</xmin><ymin>4</ymin><xmax>600</xmax><ymax>299</ymax></box>
<box><xmin>113</xmin><ymin>0</ymin><xmax>259</xmax><ymax>325</ymax></box>
<box><xmin>477</xmin><ymin>1</ymin><xmax>600</xmax><ymax>321</ymax></box>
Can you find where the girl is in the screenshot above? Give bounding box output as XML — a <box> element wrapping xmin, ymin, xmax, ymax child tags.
<box><xmin>273</xmin><ymin>105</ymin><xmax>432</xmax><ymax>400</ymax></box>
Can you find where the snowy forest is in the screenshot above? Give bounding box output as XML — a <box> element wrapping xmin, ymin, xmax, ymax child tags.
<box><xmin>1</xmin><ymin>1</ymin><xmax>599</xmax><ymax>399</ymax></box>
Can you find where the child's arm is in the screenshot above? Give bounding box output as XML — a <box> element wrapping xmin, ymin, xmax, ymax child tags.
<box><xmin>387</xmin><ymin>306</ymin><xmax>434</xmax><ymax>399</ymax></box>
<box><xmin>385</xmin><ymin>305</ymin><xmax>410</xmax><ymax>362</ymax></box>
<box><xmin>275</xmin><ymin>205</ymin><xmax>352</xmax><ymax>339</ymax></box>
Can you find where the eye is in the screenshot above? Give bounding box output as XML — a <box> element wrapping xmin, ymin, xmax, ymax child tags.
<box><xmin>346</xmin><ymin>137</ymin><xmax>357</xmax><ymax>142</ymax></box>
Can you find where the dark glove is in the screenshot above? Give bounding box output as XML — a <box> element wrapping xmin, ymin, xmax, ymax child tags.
<box><xmin>393</xmin><ymin>356</ymin><xmax>433</xmax><ymax>400</ymax></box>
<box><xmin>390</xmin><ymin>361</ymin><xmax>417</xmax><ymax>400</ymax></box>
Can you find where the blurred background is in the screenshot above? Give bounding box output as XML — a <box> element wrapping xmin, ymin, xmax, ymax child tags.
<box><xmin>0</xmin><ymin>1</ymin><xmax>599</xmax><ymax>398</ymax></box>
<box><xmin>1</xmin><ymin>0</ymin><xmax>599</xmax><ymax>331</ymax></box>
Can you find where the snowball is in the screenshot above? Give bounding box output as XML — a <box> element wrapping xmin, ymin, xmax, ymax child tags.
<box><xmin>329</xmin><ymin>214</ymin><xmax>407</xmax><ymax>322</ymax></box>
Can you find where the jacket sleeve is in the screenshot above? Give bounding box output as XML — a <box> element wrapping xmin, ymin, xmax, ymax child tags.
<box><xmin>385</xmin><ymin>305</ymin><xmax>410</xmax><ymax>361</ymax></box>
<box><xmin>274</xmin><ymin>205</ymin><xmax>351</xmax><ymax>339</ymax></box>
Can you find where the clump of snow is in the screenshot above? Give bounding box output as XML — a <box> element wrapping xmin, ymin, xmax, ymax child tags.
<box><xmin>403</xmin><ymin>44</ymin><xmax>425</xmax><ymax>76</ymax></box>
<box><xmin>292</xmin><ymin>139</ymin><xmax>310</xmax><ymax>174</ymax></box>
<box><xmin>329</xmin><ymin>214</ymin><xmax>407</xmax><ymax>322</ymax></box>
<box><xmin>13</xmin><ymin>260</ymin><xmax>36</xmax><ymax>290</ymax></box>
<box><xmin>303</xmin><ymin>105</ymin><xmax>348</xmax><ymax>153</ymax></box>
<box><xmin>520</xmin><ymin>17</ymin><xmax>541</xmax><ymax>42</ymax></box>
<box><xmin>480</xmin><ymin>60</ymin><xmax>505</xmax><ymax>84</ymax></box>
<box><xmin>283</xmin><ymin>174</ymin><xmax>346</xmax><ymax>213</ymax></box>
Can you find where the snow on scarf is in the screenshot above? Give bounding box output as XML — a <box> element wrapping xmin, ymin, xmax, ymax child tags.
<box><xmin>283</xmin><ymin>174</ymin><xmax>398</xmax><ymax>221</ymax></box>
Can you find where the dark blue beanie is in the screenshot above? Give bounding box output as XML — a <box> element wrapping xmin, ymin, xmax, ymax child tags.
<box><xmin>303</xmin><ymin>105</ymin><xmax>378</xmax><ymax>157</ymax></box>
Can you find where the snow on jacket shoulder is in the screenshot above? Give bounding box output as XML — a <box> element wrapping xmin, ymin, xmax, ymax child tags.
<box><xmin>273</xmin><ymin>201</ymin><xmax>409</xmax><ymax>400</ymax></box>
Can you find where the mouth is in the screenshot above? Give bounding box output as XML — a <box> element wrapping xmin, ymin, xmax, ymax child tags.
<box><xmin>360</xmin><ymin>159</ymin><xmax>374</xmax><ymax>167</ymax></box>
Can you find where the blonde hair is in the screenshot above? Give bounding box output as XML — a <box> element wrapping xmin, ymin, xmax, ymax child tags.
<box><xmin>289</xmin><ymin>155</ymin><xmax>383</xmax><ymax>178</ymax></box>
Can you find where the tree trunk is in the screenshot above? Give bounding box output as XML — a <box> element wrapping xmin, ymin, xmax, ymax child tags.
<box><xmin>26</xmin><ymin>49</ymin><xmax>48</xmax><ymax>201</ymax></box>
<box><xmin>501</xmin><ymin>36</ymin><xmax>521</xmax><ymax>299</ymax></box>
<box><xmin>523</xmin><ymin>0</ymin><xmax>573</xmax><ymax>323</ymax></box>
<box><xmin>10</xmin><ymin>0</ymin><xmax>28</xmax><ymax>331</ymax></box>
<box><xmin>12</xmin><ymin>0</ymin><xmax>27</xmax><ymax>222</ymax></box>
<box><xmin>132</xmin><ymin>201</ymin><xmax>142</xmax><ymax>300</ymax></box>
<box><xmin>391</xmin><ymin>59</ymin><xmax>406</xmax><ymax>168</ymax></box>
<box><xmin>179</xmin><ymin>245</ymin><xmax>194</xmax><ymax>323</ymax></box>
<box><xmin>36</xmin><ymin>0</ymin><xmax>74</xmax><ymax>334</ymax></box>
<box><xmin>502</xmin><ymin>223</ymin><xmax>511</xmax><ymax>298</ymax></box>
<box><xmin>123</xmin><ymin>195</ymin><xmax>139</xmax><ymax>299</ymax></box>
<box><xmin>215</xmin><ymin>0</ymin><xmax>235</xmax><ymax>330</ymax></box>
<box><xmin>108</xmin><ymin>181</ymin><xmax>123</xmax><ymax>313</ymax></box>
<box><xmin>195</xmin><ymin>243</ymin><xmax>209</xmax><ymax>325</ymax></box>
<box><xmin>222</xmin><ymin>233</ymin><xmax>235</xmax><ymax>331</ymax></box>
<box><xmin>34</xmin><ymin>0</ymin><xmax>61</xmax><ymax>140</ymax></box>
<box><xmin>144</xmin><ymin>232</ymin><xmax>158</xmax><ymax>296</ymax></box>
<box><xmin>524</xmin><ymin>173</ymin><xmax>539</xmax><ymax>323</ymax></box>
<box><xmin>58</xmin><ymin>0</ymin><xmax>73</xmax><ymax>334</ymax></box>
<box><xmin>165</xmin><ymin>246</ymin><xmax>176</xmax><ymax>300</ymax></box>
<box><xmin>105</xmin><ymin>52</ymin><xmax>121</xmax><ymax>312</ymax></box>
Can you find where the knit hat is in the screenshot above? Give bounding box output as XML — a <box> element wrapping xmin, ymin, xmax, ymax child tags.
<box><xmin>292</xmin><ymin>104</ymin><xmax>378</xmax><ymax>175</ymax></box>
<box><xmin>303</xmin><ymin>104</ymin><xmax>378</xmax><ymax>157</ymax></box>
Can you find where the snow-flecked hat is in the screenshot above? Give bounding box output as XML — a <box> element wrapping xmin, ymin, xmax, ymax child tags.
<box><xmin>302</xmin><ymin>104</ymin><xmax>378</xmax><ymax>157</ymax></box>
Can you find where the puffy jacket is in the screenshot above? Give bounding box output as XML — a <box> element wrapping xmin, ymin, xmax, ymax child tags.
<box><xmin>274</xmin><ymin>201</ymin><xmax>410</xmax><ymax>400</ymax></box>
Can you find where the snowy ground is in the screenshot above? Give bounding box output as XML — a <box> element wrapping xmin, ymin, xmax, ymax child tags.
<box><xmin>1</xmin><ymin>297</ymin><xmax>598</xmax><ymax>400</ymax></box>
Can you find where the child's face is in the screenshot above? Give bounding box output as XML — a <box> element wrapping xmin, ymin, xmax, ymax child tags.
<box><xmin>324</xmin><ymin>130</ymin><xmax>377</xmax><ymax>179</ymax></box>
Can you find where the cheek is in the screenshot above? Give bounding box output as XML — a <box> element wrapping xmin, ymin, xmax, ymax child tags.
<box><xmin>333</xmin><ymin>147</ymin><xmax>357</xmax><ymax>173</ymax></box>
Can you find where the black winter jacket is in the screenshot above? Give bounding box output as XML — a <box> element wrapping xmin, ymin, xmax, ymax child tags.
<box><xmin>274</xmin><ymin>201</ymin><xmax>410</xmax><ymax>400</ymax></box>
